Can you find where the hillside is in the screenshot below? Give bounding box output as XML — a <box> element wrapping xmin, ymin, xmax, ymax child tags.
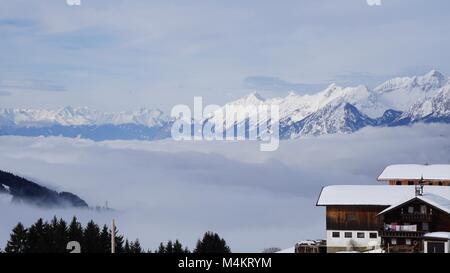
<box><xmin>0</xmin><ymin>170</ymin><xmax>88</xmax><ymax>208</ymax></box>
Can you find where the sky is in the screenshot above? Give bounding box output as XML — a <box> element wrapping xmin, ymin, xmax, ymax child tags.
<box><xmin>1</xmin><ymin>123</ymin><xmax>450</xmax><ymax>252</ymax></box>
<box><xmin>1</xmin><ymin>0</ymin><xmax>450</xmax><ymax>111</ymax></box>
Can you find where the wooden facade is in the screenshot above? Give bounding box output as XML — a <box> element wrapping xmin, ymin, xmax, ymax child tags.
<box><xmin>387</xmin><ymin>179</ymin><xmax>450</xmax><ymax>186</ymax></box>
<box><xmin>326</xmin><ymin>205</ymin><xmax>386</xmax><ymax>231</ymax></box>
<box><xmin>379</xmin><ymin>198</ymin><xmax>450</xmax><ymax>253</ymax></box>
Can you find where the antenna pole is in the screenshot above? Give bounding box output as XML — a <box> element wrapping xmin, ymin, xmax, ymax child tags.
<box><xmin>111</xmin><ymin>219</ymin><xmax>116</xmax><ymax>254</ymax></box>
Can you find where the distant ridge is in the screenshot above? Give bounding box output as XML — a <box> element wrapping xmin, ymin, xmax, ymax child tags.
<box><xmin>0</xmin><ymin>170</ymin><xmax>88</xmax><ymax>208</ymax></box>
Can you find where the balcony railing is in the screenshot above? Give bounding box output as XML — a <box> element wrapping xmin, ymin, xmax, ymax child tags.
<box><xmin>401</xmin><ymin>213</ymin><xmax>432</xmax><ymax>222</ymax></box>
<box><xmin>379</xmin><ymin>230</ymin><xmax>426</xmax><ymax>238</ymax></box>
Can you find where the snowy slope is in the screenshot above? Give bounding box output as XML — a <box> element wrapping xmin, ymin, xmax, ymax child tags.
<box><xmin>280</xmin><ymin>99</ymin><xmax>375</xmax><ymax>138</ymax></box>
<box><xmin>398</xmin><ymin>83</ymin><xmax>450</xmax><ymax>123</ymax></box>
<box><xmin>374</xmin><ymin>70</ymin><xmax>447</xmax><ymax>112</ymax></box>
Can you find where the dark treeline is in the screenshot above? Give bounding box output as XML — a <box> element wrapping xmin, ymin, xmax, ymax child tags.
<box><xmin>2</xmin><ymin>216</ymin><xmax>138</xmax><ymax>253</ymax></box>
<box><xmin>1</xmin><ymin>217</ymin><xmax>231</xmax><ymax>253</ymax></box>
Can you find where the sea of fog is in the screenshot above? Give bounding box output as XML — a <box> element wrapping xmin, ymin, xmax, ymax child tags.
<box><xmin>1</xmin><ymin>123</ymin><xmax>450</xmax><ymax>252</ymax></box>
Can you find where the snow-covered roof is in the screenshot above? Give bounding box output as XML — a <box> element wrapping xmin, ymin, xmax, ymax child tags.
<box><xmin>378</xmin><ymin>193</ymin><xmax>450</xmax><ymax>215</ymax></box>
<box><xmin>378</xmin><ymin>164</ymin><xmax>450</xmax><ymax>181</ymax></box>
<box><xmin>316</xmin><ymin>185</ymin><xmax>450</xmax><ymax>206</ymax></box>
<box><xmin>424</xmin><ymin>232</ymin><xmax>450</xmax><ymax>240</ymax></box>
<box><xmin>276</xmin><ymin>247</ymin><xmax>295</xmax><ymax>253</ymax></box>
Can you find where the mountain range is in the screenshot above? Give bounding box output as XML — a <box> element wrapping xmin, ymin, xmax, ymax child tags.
<box><xmin>1</xmin><ymin>70</ymin><xmax>449</xmax><ymax>140</ymax></box>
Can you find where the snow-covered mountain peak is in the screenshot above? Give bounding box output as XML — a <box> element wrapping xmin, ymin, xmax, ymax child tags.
<box><xmin>375</xmin><ymin>70</ymin><xmax>447</xmax><ymax>94</ymax></box>
<box><xmin>228</xmin><ymin>91</ymin><xmax>266</xmax><ymax>106</ymax></box>
<box><xmin>416</xmin><ymin>70</ymin><xmax>447</xmax><ymax>91</ymax></box>
<box><xmin>372</xmin><ymin>70</ymin><xmax>448</xmax><ymax>112</ymax></box>
<box><xmin>401</xmin><ymin>82</ymin><xmax>450</xmax><ymax>122</ymax></box>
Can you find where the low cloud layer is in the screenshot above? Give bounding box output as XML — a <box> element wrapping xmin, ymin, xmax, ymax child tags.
<box><xmin>1</xmin><ymin>123</ymin><xmax>450</xmax><ymax>252</ymax></box>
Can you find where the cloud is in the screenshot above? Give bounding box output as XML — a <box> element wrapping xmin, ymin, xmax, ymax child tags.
<box><xmin>0</xmin><ymin>90</ymin><xmax>11</xmax><ymax>96</ymax></box>
<box><xmin>243</xmin><ymin>76</ymin><xmax>327</xmax><ymax>94</ymax></box>
<box><xmin>0</xmin><ymin>18</ymin><xmax>35</xmax><ymax>29</ymax></box>
<box><xmin>2</xmin><ymin>1</ymin><xmax>450</xmax><ymax>110</ymax></box>
<box><xmin>0</xmin><ymin>79</ymin><xmax>66</xmax><ymax>92</ymax></box>
<box><xmin>331</xmin><ymin>72</ymin><xmax>392</xmax><ymax>88</ymax></box>
<box><xmin>0</xmin><ymin>123</ymin><xmax>449</xmax><ymax>252</ymax></box>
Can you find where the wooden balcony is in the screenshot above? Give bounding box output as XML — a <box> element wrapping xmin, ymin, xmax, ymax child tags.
<box><xmin>379</xmin><ymin>230</ymin><xmax>426</xmax><ymax>238</ymax></box>
<box><xmin>400</xmin><ymin>213</ymin><xmax>433</xmax><ymax>222</ymax></box>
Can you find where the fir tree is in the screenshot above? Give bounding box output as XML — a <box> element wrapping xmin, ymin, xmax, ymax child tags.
<box><xmin>173</xmin><ymin>240</ymin><xmax>184</xmax><ymax>253</ymax></box>
<box><xmin>130</xmin><ymin>239</ymin><xmax>142</xmax><ymax>253</ymax></box>
<box><xmin>194</xmin><ymin>232</ymin><xmax>231</xmax><ymax>253</ymax></box>
<box><xmin>27</xmin><ymin>218</ymin><xmax>51</xmax><ymax>253</ymax></box>
<box><xmin>166</xmin><ymin>240</ymin><xmax>174</xmax><ymax>253</ymax></box>
<box><xmin>5</xmin><ymin>223</ymin><xmax>28</xmax><ymax>253</ymax></box>
<box><xmin>124</xmin><ymin>239</ymin><xmax>131</xmax><ymax>253</ymax></box>
<box><xmin>83</xmin><ymin>220</ymin><xmax>101</xmax><ymax>253</ymax></box>
<box><xmin>50</xmin><ymin>217</ymin><xmax>68</xmax><ymax>253</ymax></box>
<box><xmin>99</xmin><ymin>225</ymin><xmax>110</xmax><ymax>253</ymax></box>
<box><xmin>67</xmin><ymin>217</ymin><xmax>83</xmax><ymax>245</ymax></box>
<box><xmin>156</xmin><ymin>240</ymin><xmax>190</xmax><ymax>253</ymax></box>
<box><xmin>157</xmin><ymin>242</ymin><xmax>166</xmax><ymax>253</ymax></box>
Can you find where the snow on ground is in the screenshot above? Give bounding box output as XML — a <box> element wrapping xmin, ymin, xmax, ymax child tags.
<box><xmin>0</xmin><ymin>123</ymin><xmax>450</xmax><ymax>252</ymax></box>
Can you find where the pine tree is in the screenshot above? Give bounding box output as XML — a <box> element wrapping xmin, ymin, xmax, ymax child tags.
<box><xmin>124</xmin><ymin>239</ymin><xmax>131</xmax><ymax>253</ymax></box>
<box><xmin>157</xmin><ymin>242</ymin><xmax>166</xmax><ymax>253</ymax></box>
<box><xmin>50</xmin><ymin>217</ymin><xmax>68</xmax><ymax>253</ymax></box>
<box><xmin>67</xmin><ymin>217</ymin><xmax>83</xmax><ymax>245</ymax></box>
<box><xmin>166</xmin><ymin>240</ymin><xmax>174</xmax><ymax>253</ymax></box>
<box><xmin>83</xmin><ymin>220</ymin><xmax>101</xmax><ymax>253</ymax></box>
<box><xmin>194</xmin><ymin>232</ymin><xmax>231</xmax><ymax>253</ymax></box>
<box><xmin>130</xmin><ymin>239</ymin><xmax>142</xmax><ymax>253</ymax></box>
<box><xmin>99</xmin><ymin>225</ymin><xmax>110</xmax><ymax>253</ymax></box>
<box><xmin>5</xmin><ymin>223</ymin><xmax>28</xmax><ymax>253</ymax></box>
<box><xmin>173</xmin><ymin>240</ymin><xmax>184</xmax><ymax>253</ymax></box>
<box><xmin>27</xmin><ymin>218</ymin><xmax>51</xmax><ymax>253</ymax></box>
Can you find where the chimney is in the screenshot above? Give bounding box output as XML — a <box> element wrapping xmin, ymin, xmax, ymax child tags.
<box><xmin>415</xmin><ymin>175</ymin><xmax>424</xmax><ymax>196</ymax></box>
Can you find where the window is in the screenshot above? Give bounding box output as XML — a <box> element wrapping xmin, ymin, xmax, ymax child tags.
<box><xmin>422</xmin><ymin>222</ymin><xmax>429</xmax><ymax>231</ymax></box>
<box><xmin>391</xmin><ymin>238</ymin><xmax>397</xmax><ymax>245</ymax></box>
<box><xmin>406</xmin><ymin>239</ymin><xmax>412</xmax><ymax>245</ymax></box>
<box><xmin>408</xmin><ymin>181</ymin><xmax>414</xmax><ymax>185</ymax></box>
<box><xmin>344</xmin><ymin>232</ymin><xmax>352</xmax><ymax>238</ymax></box>
<box><xmin>332</xmin><ymin>232</ymin><xmax>340</xmax><ymax>238</ymax></box>
<box><xmin>369</xmin><ymin>232</ymin><xmax>377</xmax><ymax>239</ymax></box>
<box><xmin>357</xmin><ymin>232</ymin><xmax>365</xmax><ymax>239</ymax></box>
<box><xmin>408</xmin><ymin>206</ymin><xmax>414</xmax><ymax>214</ymax></box>
<box><xmin>420</xmin><ymin>205</ymin><xmax>427</xmax><ymax>214</ymax></box>
<box><xmin>438</xmin><ymin>182</ymin><xmax>443</xmax><ymax>186</ymax></box>
<box><xmin>396</xmin><ymin>181</ymin><xmax>401</xmax><ymax>185</ymax></box>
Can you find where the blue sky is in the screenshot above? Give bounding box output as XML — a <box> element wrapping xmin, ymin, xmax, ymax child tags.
<box><xmin>1</xmin><ymin>0</ymin><xmax>450</xmax><ymax>111</ymax></box>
